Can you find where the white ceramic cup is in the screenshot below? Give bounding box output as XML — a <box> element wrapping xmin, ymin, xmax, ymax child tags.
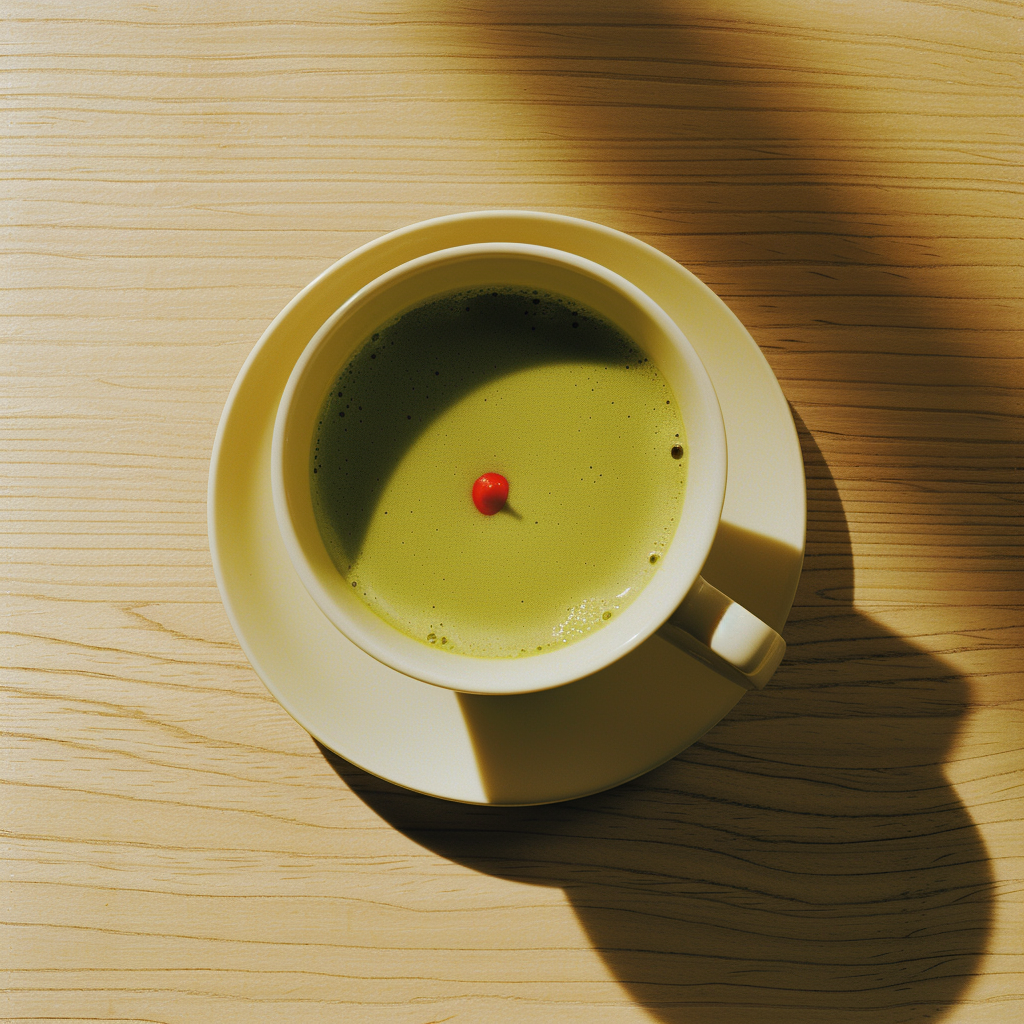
<box><xmin>272</xmin><ymin>243</ymin><xmax>785</xmax><ymax>695</ymax></box>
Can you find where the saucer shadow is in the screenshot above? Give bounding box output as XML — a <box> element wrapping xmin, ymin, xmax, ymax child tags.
<box><xmin>318</xmin><ymin>1</ymin><xmax>996</xmax><ymax>1014</ymax></box>
<box><xmin>321</xmin><ymin>422</ymin><xmax>993</xmax><ymax>1023</ymax></box>
<box><xmin>445</xmin><ymin>517</ymin><xmax>800</xmax><ymax>805</ymax></box>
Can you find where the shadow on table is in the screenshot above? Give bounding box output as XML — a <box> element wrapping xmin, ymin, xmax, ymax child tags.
<box><xmin>322</xmin><ymin>424</ymin><xmax>992</xmax><ymax>1024</ymax></box>
<box><xmin>322</xmin><ymin>2</ymin><xmax>997</xmax><ymax>1018</ymax></box>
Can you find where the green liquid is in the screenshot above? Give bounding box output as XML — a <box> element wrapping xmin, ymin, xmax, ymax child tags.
<box><xmin>311</xmin><ymin>288</ymin><xmax>687</xmax><ymax>659</ymax></box>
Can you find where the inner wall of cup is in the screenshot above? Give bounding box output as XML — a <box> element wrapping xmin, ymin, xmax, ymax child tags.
<box><xmin>281</xmin><ymin>250</ymin><xmax>725</xmax><ymax>691</ymax></box>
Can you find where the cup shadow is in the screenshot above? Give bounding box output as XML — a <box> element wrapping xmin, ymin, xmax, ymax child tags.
<box><xmin>321</xmin><ymin>421</ymin><xmax>993</xmax><ymax>1023</ymax></box>
<box><xmin>318</xmin><ymin>2</ymin><xmax>996</xmax><ymax>1015</ymax></box>
<box><xmin>446</xmin><ymin>515</ymin><xmax>800</xmax><ymax>804</ymax></box>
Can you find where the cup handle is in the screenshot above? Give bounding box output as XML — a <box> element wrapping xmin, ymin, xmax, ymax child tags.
<box><xmin>656</xmin><ymin>575</ymin><xmax>786</xmax><ymax>690</ymax></box>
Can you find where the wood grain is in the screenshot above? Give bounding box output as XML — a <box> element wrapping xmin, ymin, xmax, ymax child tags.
<box><xmin>2</xmin><ymin>1</ymin><xmax>1021</xmax><ymax>1021</ymax></box>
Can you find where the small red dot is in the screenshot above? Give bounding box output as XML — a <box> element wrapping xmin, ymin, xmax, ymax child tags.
<box><xmin>472</xmin><ymin>473</ymin><xmax>509</xmax><ymax>515</ymax></box>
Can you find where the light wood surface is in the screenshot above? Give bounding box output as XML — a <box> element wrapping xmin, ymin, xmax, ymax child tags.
<box><xmin>2</xmin><ymin>2</ymin><xmax>1021</xmax><ymax>1021</ymax></box>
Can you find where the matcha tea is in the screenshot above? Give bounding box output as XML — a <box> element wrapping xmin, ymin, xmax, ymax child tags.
<box><xmin>311</xmin><ymin>288</ymin><xmax>687</xmax><ymax>659</ymax></box>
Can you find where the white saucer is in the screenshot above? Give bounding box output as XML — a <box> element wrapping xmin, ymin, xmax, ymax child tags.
<box><xmin>208</xmin><ymin>211</ymin><xmax>805</xmax><ymax>805</ymax></box>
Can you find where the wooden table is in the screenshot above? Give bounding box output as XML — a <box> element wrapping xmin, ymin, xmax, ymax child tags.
<box><xmin>3</xmin><ymin>2</ymin><xmax>1021</xmax><ymax>1021</ymax></box>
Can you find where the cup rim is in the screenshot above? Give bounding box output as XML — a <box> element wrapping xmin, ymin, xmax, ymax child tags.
<box><xmin>271</xmin><ymin>242</ymin><xmax>727</xmax><ymax>694</ymax></box>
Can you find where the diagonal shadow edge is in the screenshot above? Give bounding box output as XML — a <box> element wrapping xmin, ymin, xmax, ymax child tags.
<box><xmin>323</xmin><ymin>419</ymin><xmax>993</xmax><ymax>1024</ymax></box>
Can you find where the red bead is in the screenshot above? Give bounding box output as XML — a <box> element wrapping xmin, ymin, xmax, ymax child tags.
<box><xmin>472</xmin><ymin>473</ymin><xmax>509</xmax><ymax>515</ymax></box>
